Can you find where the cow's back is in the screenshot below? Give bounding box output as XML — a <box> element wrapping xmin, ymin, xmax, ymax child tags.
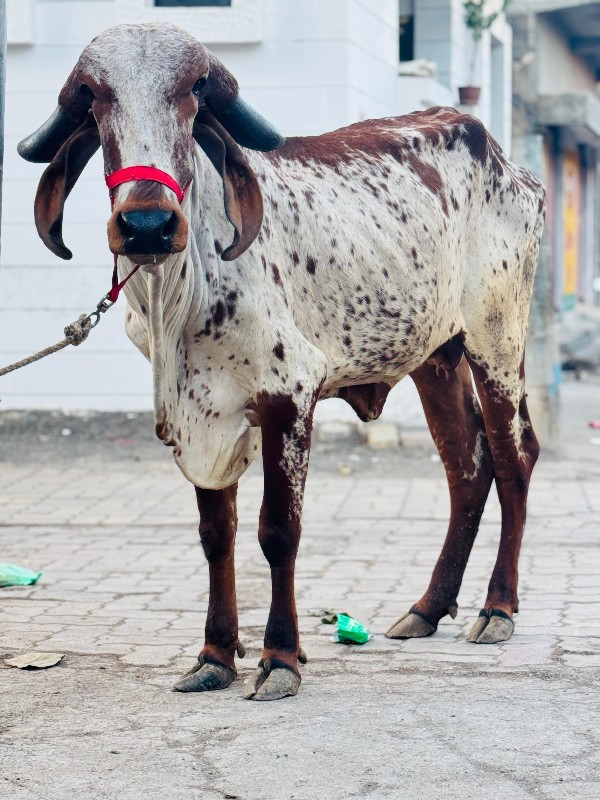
<box><xmin>257</xmin><ymin>108</ymin><xmax>543</xmax><ymax>388</ymax></box>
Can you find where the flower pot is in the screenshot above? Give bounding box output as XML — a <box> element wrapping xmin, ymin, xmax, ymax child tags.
<box><xmin>458</xmin><ymin>86</ymin><xmax>481</xmax><ymax>106</ymax></box>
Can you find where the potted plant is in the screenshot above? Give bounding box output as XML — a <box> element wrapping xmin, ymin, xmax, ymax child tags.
<box><xmin>459</xmin><ymin>0</ymin><xmax>510</xmax><ymax>106</ymax></box>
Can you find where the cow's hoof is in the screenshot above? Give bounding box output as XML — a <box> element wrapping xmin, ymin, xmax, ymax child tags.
<box><xmin>242</xmin><ymin>665</ymin><xmax>301</xmax><ymax>701</ymax></box>
<box><xmin>466</xmin><ymin>609</ymin><xmax>514</xmax><ymax>644</ymax></box>
<box><xmin>172</xmin><ymin>661</ymin><xmax>236</xmax><ymax>692</ymax></box>
<box><xmin>385</xmin><ymin>611</ymin><xmax>436</xmax><ymax>639</ymax></box>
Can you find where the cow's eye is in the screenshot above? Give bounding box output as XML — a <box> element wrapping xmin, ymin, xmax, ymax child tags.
<box><xmin>191</xmin><ymin>77</ymin><xmax>207</xmax><ymax>97</ymax></box>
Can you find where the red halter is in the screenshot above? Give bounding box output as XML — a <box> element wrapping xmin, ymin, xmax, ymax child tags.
<box><xmin>104</xmin><ymin>165</ymin><xmax>189</xmax><ymax>303</ymax></box>
<box><xmin>105</xmin><ymin>165</ymin><xmax>187</xmax><ymax>205</ymax></box>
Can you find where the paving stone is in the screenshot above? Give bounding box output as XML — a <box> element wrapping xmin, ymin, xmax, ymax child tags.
<box><xmin>558</xmin><ymin>636</ymin><xmax>600</xmax><ymax>654</ymax></box>
<box><xmin>120</xmin><ymin>645</ymin><xmax>184</xmax><ymax>666</ymax></box>
<box><xmin>499</xmin><ymin>641</ymin><xmax>554</xmax><ymax>666</ymax></box>
<box><xmin>561</xmin><ymin>654</ymin><xmax>600</xmax><ymax>668</ymax></box>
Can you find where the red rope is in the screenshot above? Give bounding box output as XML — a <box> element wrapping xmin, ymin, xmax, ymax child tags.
<box><xmin>108</xmin><ymin>255</ymin><xmax>141</xmax><ymax>303</ymax></box>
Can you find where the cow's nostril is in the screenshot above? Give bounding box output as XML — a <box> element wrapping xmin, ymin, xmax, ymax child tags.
<box><xmin>118</xmin><ymin>210</ymin><xmax>179</xmax><ymax>254</ymax></box>
<box><xmin>161</xmin><ymin>211</ymin><xmax>177</xmax><ymax>239</ymax></box>
<box><xmin>117</xmin><ymin>212</ymin><xmax>134</xmax><ymax>238</ymax></box>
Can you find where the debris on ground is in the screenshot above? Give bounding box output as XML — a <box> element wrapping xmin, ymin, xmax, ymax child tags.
<box><xmin>589</xmin><ymin>421</ymin><xmax>600</xmax><ymax>429</ymax></box>
<box><xmin>321</xmin><ymin>612</ymin><xmax>339</xmax><ymax>625</ymax></box>
<box><xmin>0</xmin><ymin>563</ymin><xmax>42</xmax><ymax>587</ymax></box>
<box><xmin>307</xmin><ymin>609</ymin><xmax>351</xmax><ymax>624</ymax></box>
<box><xmin>5</xmin><ymin>652</ymin><xmax>65</xmax><ymax>669</ymax></box>
<box><xmin>331</xmin><ymin>613</ymin><xmax>372</xmax><ymax>644</ymax></box>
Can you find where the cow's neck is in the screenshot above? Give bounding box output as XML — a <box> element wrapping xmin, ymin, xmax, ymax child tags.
<box><xmin>119</xmin><ymin>145</ymin><xmax>263</xmax><ymax>429</ymax></box>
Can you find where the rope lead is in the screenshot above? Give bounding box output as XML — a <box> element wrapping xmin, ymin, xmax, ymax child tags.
<box><xmin>0</xmin><ymin>261</ymin><xmax>140</xmax><ymax>379</ymax></box>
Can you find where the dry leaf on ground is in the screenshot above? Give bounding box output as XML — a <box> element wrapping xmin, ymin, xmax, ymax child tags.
<box><xmin>4</xmin><ymin>652</ymin><xmax>65</xmax><ymax>669</ymax></box>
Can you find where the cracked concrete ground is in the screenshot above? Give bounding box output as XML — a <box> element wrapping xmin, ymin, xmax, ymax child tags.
<box><xmin>1</xmin><ymin>379</ymin><xmax>600</xmax><ymax>800</ymax></box>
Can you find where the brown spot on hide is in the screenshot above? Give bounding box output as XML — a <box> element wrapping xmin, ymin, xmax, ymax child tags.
<box><xmin>406</xmin><ymin>153</ymin><xmax>448</xmax><ymax>216</ymax></box>
<box><xmin>213</xmin><ymin>300</ymin><xmax>226</xmax><ymax>327</ymax></box>
<box><xmin>273</xmin><ymin>342</ymin><xmax>285</xmax><ymax>361</ymax></box>
<box><xmin>265</xmin><ymin>107</ymin><xmax>498</xmax><ymax>183</ymax></box>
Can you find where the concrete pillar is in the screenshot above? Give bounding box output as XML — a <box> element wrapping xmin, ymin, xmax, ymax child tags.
<box><xmin>513</xmin><ymin>134</ymin><xmax>561</xmax><ymax>452</ymax></box>
<box><xmin>510</xmin><ymin>12</ymin><xmax>560</xmax><ymax>452</ymax></box>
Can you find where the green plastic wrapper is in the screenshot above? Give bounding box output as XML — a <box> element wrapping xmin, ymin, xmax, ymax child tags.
<box><xmin>0</xmin><ymin>564</ymin><xmax>43</xmax><ymax>587</ymax></box>
<box><xmin>334</xmin><ymin>613</ymin><xmax>372</xmax><ymax>644</ymax></box>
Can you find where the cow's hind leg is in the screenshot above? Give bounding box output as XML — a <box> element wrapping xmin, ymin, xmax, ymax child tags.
<box><xmin>242</xmin><ymin>387</ymin><xmax>319</xmax><ymax>701</ymax></box>
<box><xmin>464</xmin><ymin>353</ymin><xmax>539</xmax><ymax>643</ymax></box>
<box><xmin>173</xmin><ymin>484</ymin><xmax>242</xmax><ymax>692</ymax></box>
<box><xmin>386</xmin><ymin>357</ymin><xmax>494</xmax><ymax>639</ymax></box>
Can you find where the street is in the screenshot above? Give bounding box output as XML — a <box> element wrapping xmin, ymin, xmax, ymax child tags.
<box><xmin>1</xmin><ymin>378</ymin><xmax>600</xmax><ymax>800</ymax></box>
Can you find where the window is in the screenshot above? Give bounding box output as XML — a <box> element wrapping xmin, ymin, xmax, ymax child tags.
<box><xmin>117</xmin><ymin>0</ymin><xmax>262</xmax><ymax>43</ymax></box>
<box><xmin>155</xmin><ymin>1</ymin><xmax>232</xmax><ymax>6</ymax></box>
<box><xmin>399</xmin><ymin>15</ymin><xmax>414</xmax><ymax>62</ymax></box>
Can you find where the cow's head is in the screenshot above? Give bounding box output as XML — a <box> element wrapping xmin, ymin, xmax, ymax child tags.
<box><xmin>18</xmin><ymin>23</ymin><xmax>283</xmax><ymax>265</ymax></box>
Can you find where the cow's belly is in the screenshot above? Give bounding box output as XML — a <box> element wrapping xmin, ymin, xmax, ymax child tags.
<box><xmin>288</xmin><ymin>237</ymin><xmax>466</xmax><ymax>393</ymax></box>
<box><xmin>315</xmin><ymin>295</ymin><xmax>465</xmax><ymax>395</ymax></box>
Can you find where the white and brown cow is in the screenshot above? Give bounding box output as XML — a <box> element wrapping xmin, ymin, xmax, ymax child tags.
<box><xmin>19</xmin><ymin>23</ymin><xmax>545</xmax><ymax>700</ymax></box>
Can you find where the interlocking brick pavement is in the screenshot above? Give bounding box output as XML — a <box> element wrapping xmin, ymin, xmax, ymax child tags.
<box><xmin>2</xmin><ymin>380</ymin><xmax>600</xmax><ymax>799</ymax></box>
<box><xmin>1</xmin><ymin>460</ymin><xmax>598</xmax><ymax>675</ymax></box>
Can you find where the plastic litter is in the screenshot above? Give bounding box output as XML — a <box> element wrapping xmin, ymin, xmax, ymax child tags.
<box><xmin>0</xmin><ymin>563</ymin><xmax>43</xmax><ymax>587</ymax></box>
<box><xmin>589</xmin><ymin>421</ymin><xmax>600</xmax><ymax>430</ymax></box>
<box><xmin>331</xmin><ymin>613</ymin><xmax>372</xmax><ymax>644</ymax></box>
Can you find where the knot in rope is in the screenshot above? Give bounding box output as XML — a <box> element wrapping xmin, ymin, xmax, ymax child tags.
<box><xmin>64</xmin><ymin>314</ymin><xmax>92</xmax><ymax>347</ymax></box>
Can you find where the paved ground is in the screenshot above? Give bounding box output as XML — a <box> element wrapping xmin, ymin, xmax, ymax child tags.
<box><xmin>1</xmin><ymin>379</ymin><xmax>600</xmax><ymax>800</ymax></box>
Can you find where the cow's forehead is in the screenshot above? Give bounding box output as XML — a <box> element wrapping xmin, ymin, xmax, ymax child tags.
<box><xmin>78</xmin><ymin>23</ymin><xmax>207</xmax><ymax>89</ymax></box>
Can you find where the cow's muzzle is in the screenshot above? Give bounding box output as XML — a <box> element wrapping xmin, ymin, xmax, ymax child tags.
<box><xmin>108</xmin><ymin>203</ymin><xmax>188</xmax><ymax>262</ymax></box>
<box><xmin>105</xmin><ymin>166</ymin><xmax>189</xmax><ymax>262</ymax></box>
<box><xmin>119</xmin><ymin>209</ymin><xmax>178</xmax><ymax>254</ymax></box>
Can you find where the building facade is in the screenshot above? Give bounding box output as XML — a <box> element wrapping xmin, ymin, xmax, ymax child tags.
<box><xmin>511</xmin><ymin>0</ymin><xmax>599</xmax><ymax>312</ymax></box>
<box><xmin>508</xmin><ymin>1</ymin><xmax>600</xmax><ymax>446</ymax></box>
<box><xmin>1</xmin><ymin>0</ymin><xmax>511</xmax><ymax>417</ymax></box>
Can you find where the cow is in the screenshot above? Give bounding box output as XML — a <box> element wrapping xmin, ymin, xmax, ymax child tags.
<box><xmin>18</xmin><ymin>23</ymin><xmax>545</xmax><ymax>701</ymax></box>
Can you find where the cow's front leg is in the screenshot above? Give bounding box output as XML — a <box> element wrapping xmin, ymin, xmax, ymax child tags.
<box><xmin>243</xmin><ymin>388</ymin><xmax>319</xmax><ymax>701</ymax></box>
<box><xmin>173</xmin><ymin>483</ymin><xmax>243</xmax><ymax>692</ymax></box>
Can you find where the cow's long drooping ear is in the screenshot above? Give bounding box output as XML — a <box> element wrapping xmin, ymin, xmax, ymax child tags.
<box><xmin>18</xmin><ymin>82</ymin><xmax>94</xmax><ymax>163</ymax></box>
<box><xmin>193</xmin><ymin>110</ymin><xmax>263</xmax><ymax>261</ymax></box>
<box><xmin>204</xmin><ymin>52</ymin><xmax>284</xmax><ymax>152</ymax></box>
<box><xmin>34</xmin><ymin>114</ymin><xmax>100</xmax><ymax>259</ymax></box>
